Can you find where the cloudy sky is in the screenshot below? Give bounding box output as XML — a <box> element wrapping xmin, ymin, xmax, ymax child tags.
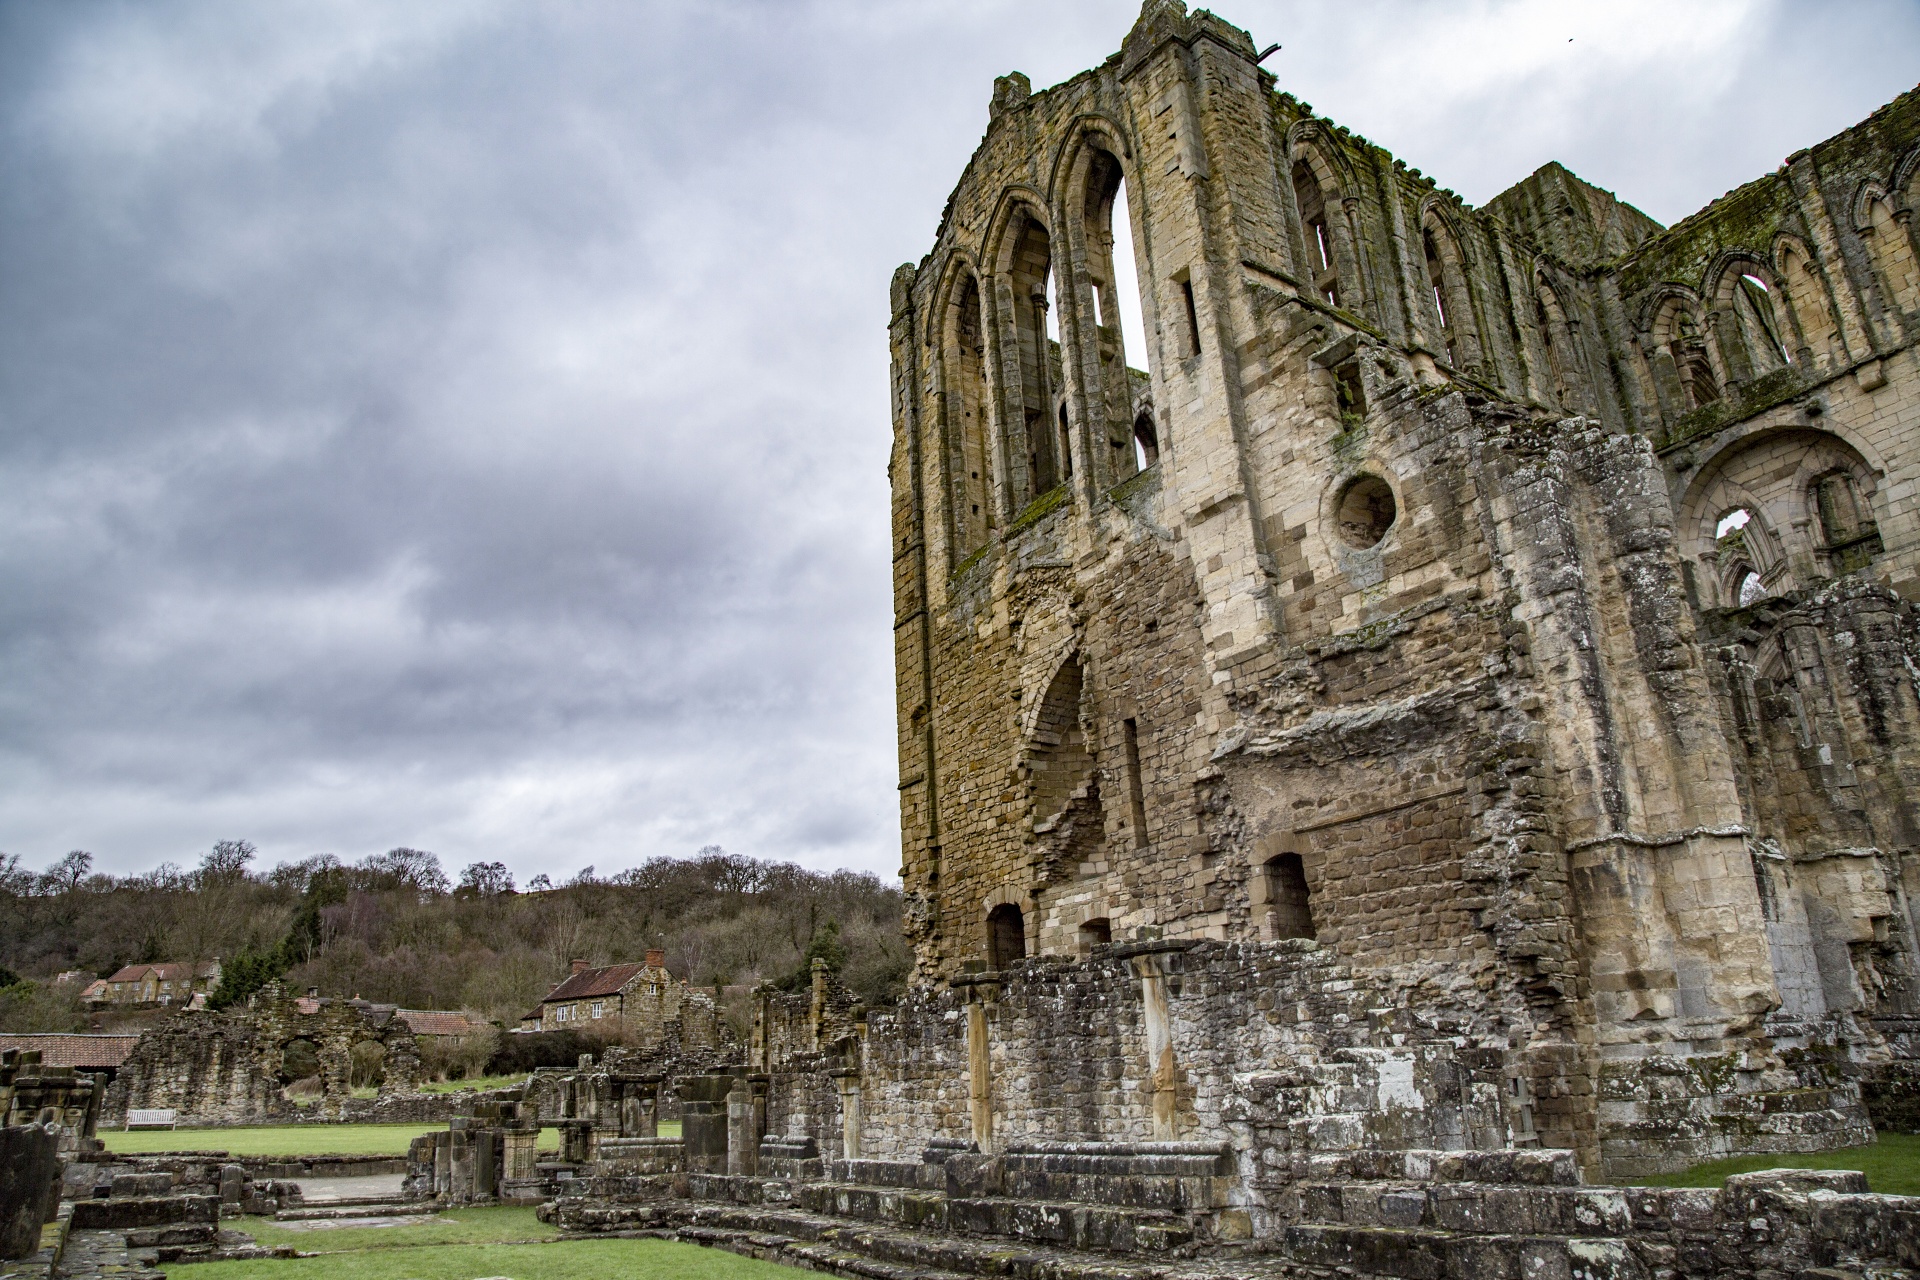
<box><xmin>2</xmin><ymin>0</ymin><xmax>1915</xmax><ymax>885</ymax></box>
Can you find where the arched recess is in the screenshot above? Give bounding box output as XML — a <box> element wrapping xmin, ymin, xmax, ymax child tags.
<box><xmin>1772</xmin><ymin>234</ymin><xmax>1844</xmax><ymax>372</ymax></box>
<box><xmin>1647</xmin><ymin>292</ymin><xmax>1722</xmax><ymax>418</ymax></box>
<box><xmin>1027</xmin><ymin>655</ymin><xmax>1093</xmax><ymax>821</ymax></box>
<box><xmin>1062</xmin><ymin>127</ymin><xmax>1151</xmax><ymax>490</ymax></box>
<box><xmin>1286</xmin><ymin>132</ymin><xmax>1363</xmax><ymax>314</ymax></box>
<box><xmin>939</xmin><ymin>262</ymin><xmax>996</xmax><ymax>562</ymax></box>
<box><xmin>987</xmin><ymin>197</ymin><xmax>1063</xmax><ymax>510</ymax></box>
<box><xmin>1533</xmin><ymin>271</ymin><xmax>1588</xmax><ymax>412</ymax></box>
<box><xmin>1676</xmin><ymin>428</ymin><xmax>1884</xmax><ymax>604</ymax></box>
<box><xmin>987</xmin><ymin>903</ymin><xmax>1027</xmax><ymax>969</ymax></box>
<box><xmin>1704</xmin><ymin>253</ymin><xmax>1792</xmax><ymax>385</ymax></box>
<box><xmin>1420</xmin><ymin>205</ymin><xmax>1483</xmax><ymax>370</ymax></box>
<box><xmin>1854</xmin><ymin>182</ymin><xmax>1920</xmax><ymax>325</ymax></box>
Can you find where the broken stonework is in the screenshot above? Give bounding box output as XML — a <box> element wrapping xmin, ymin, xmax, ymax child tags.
<box><xmin>103</xmin><ymin>983</ymin><xmax>422</xmax><ymax>1126</ymax></box>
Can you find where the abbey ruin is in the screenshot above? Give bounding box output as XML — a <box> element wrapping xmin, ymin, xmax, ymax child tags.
<box><xmin>869</xmin><ymin>0</ymin><xmax>1920</xmax><ymax>1191</ymax></box>
<box><xmin>533</xmin><ymin>6</ymin><xmax>1920</xmax><ymax>1274</ymax></box>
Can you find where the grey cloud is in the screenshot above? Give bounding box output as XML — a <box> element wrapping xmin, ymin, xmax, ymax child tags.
<box><xmin>0</xmin><ymin>0</ymin><xmax>1912</xmax><ymax>881</ymax></box>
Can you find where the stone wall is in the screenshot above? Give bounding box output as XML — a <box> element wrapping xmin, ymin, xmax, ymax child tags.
<box><xmin>883</xmin><ymin>0</ymin><xmax>1920</xmax><ymax>1179</ymax></box>
<box><xmin>102</xmin><ymin>986</ymin><xmax>423</xmax><ymax>1126</ymax></box>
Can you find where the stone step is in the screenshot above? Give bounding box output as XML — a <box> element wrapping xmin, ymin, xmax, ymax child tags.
<box><xmin>676</xmin><ymin>1206</ymin><xmax>1196</xmax><ymax>1280</ymax></box>
<box><xmin>793</xmin><ymin>1181</ymin><xmax>1195</xmax><ymax>1252</ymax></box>
<box><xmin>1280</xmin><ymin>1222</ymin><xmax>1643</xmax><ymax>1280</ymax></box>
<box><xmin>1291</xmin><ymin>1180</ymin><xmax>1632</xmax><ymax>1236</ymax></box>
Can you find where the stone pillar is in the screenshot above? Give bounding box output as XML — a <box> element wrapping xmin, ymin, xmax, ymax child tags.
<box><xmin>448</xmin><ymin>1122</ymin><xmax>473</xmax><ymax>1201</ymax></box>
<box><xmin>473</xmin><ymin>1130</ymin><xmax>497</xmax><ymax>1199</ymax></box>
<box><xmin>726</xmin><ymin>1077</ymin><xmax>757</xmax><ymax>1176</ymax></box>
<box><xmin>966</xmin><ymin>995</ymin><xmax>992</xmax><ymax>1153</ymax></box>
<box><xmin>830</xmin><ymin>1069</ymin><xmax>863</xmax><ymax>1160</ymax></box>
<box><xmin>0</xmin><ymin>1124</ymin><xmax>60</xmax><ymax>1261</ymax></box>
<box><xmin>1133</xmin><ymin>952</ymin><xmax>1178</xmax><ymax>1141</ymax></box>
<box><xmin>677</xmin><ymin>1070</ymin><xmax>734</xmax><ymax>1175</ymax></box>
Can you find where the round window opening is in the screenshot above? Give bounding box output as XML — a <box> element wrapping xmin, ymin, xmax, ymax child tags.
<box><xmin>1334</xmin><ymin>475</ymin><xmax>1397</xmax><ymax>549</ymax></box>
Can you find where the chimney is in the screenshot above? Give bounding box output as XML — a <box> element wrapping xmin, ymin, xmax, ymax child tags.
<box><xmin>307</xmin><ymin>987</ymin><xmax>319</xmax><ymax>999</ymax></box>
<box><xmin>570</xmin><ymin>958</ymin><xmax>590</xmax><ymax>976</ymax></box>
<box><xmin>645</xmin><ymin>948</ymin><xmax>666</xmax><ymax>970</ymax></box>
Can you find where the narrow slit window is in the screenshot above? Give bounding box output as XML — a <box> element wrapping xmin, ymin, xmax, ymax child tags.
<box><xmin>1180</xmin><ymin>278</ymin><xmax>1201</xmax><ymax>357</ymax></box>
<box><xmin>1123</xmin><ymin>718</ymin><xmax>1149</xmax><ymax>848</ymax></box>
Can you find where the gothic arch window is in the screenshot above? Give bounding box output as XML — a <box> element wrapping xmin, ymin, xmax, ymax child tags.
<box><xmin>1861</xmin><ymin>191</ymin><xmax>1920</xmax><ymax>319</ymax></box>
<box><xmin>1293</xmin><ymin>156</ymin><xmax>1342</xmax><ymax>307</ymax></box>
<box><xmin>1775</xmin><ymin>240</ymin><xmax>1841</xmax><ymax>370</ymax></box>
<box><xmin>997</xmin><ymin>207</ymin><xmax>1062</xmax><ymax>508</ymax></box>
<box><xmin>1534</xmin><ymin>277</ymin><xmax>1584</xmax><ymax>411</ymax></box>
<box><xmin>1709</xmin><ymin>261</ymin><xmax>1791</xmax><ymax>384</ymax></box>
<box><xmin>1715</xmin><ymin>508</ymin><xmax>1775</xmax><ymax>607</ymax></box>
<box><xmin>1677</xmin><ymin>429</ymin><xmax>1879</xmax><ymax>605</ymax></box>
<box><xmin>1077</xmin><ymin>144</ymin><xmax>1150</xmax><ymax>487</ymax></box>
<box><xmin>987</xmin><ymin>903</ymin><xmax>1026</xmax><ymax>969</ymax></box>
<box><xmin>1651</xmin><ymin>297</ymin><xmax>1720</xmax><ymax>414</ymax></box>
<box><xmin>944</xmin><ymin>270</ymin><xmax>995</xmax><ymax>561</ymax></box>
<box><xmin>1421</xmin><ymin>212</ymin><xmax>1481</xmax><ymax>369</ymax></box>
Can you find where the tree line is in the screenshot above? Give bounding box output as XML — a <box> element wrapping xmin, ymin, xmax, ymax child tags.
<box><xmin>0</xmin><ymin>841</ymin><xmax>908</xmax><ymax>1036</ymax></box>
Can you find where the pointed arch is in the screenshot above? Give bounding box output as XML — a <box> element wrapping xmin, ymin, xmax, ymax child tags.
<box><xmin>1677</xmin><ymin>427</ymin><xmax>1886</xmax><ymax>603</ymax></box>
<box><xmin>984</xmin><ymin>193</ymin><xmax>1063</xmax><ymax>509</ymax></box>
<box><xmin>1771</xmin><ymin>233</ymin><xmax>1843</xmax><ymax>372</ymax></box>
<box><xmin>1286</xmin><ymin>129</ymin><xmax>1364</xmax><ymax>315</ymax></box>
<box><xmin>1854</xmin><ymin>180</ymin><xmax>1920</xmax><ymax>321</ymax></box>
<box><xmin>1533</xmin><ymin>268</ymin><xmax>1588</xmax><ymax>412</ymax></box>
<box><xmin>1419</xmin><ymin>203</ymin><xmax>1482</xmax><ymax>370</ymax></box>
<box><xmin>1647</xmin><ymin>290</ymin><xmax>1721</xmax><ymax>417</ymax></box>
<box><xmin>1704</xmin><ymin>251</ymin><xmax>1792</xmax><ymax>383</ymax></box>
<box><xmin>935</xmin><ymin>254</ymin><xmax>997</xmax><ymax>562</ymax></box>
<box><xmin>1057</xmin><ymin>121</ymin><xmax>1152</xmax><ymax>490</ymax></box>
<box><xmin>1027</xmin><ymin>653</ymin><xmax>1093</xmax><ymax>822</ymax></box>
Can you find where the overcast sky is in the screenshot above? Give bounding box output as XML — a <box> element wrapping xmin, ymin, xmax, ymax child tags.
<box><xmin>2</xmin><ymin>0</ymin><xmax>1915</xmax><ymax>885</ymax></box>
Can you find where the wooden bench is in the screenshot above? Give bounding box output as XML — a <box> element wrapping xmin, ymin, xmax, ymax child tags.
<box><xmin>125</xmin><ymin>1108</ymin><xmax>177</xmax><ymax>1130</ymax></box>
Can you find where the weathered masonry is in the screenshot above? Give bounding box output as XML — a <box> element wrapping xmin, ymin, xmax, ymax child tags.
<box><xmin>884</xmin><ymin>0</ymin><xmax>1920</xmax><ymax>1182</ymax></box>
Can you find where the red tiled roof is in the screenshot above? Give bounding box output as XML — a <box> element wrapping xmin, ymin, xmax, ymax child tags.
<box><xmin>104</xmin><ymin>961</ymin><xmax>216</xmax><ymax>984</ymax></box>
<box><xmin>0</xmin><ymin>1034</ymin><xmax>141</xmax><ymax>1070</ymax></box>
<box><xmin>541</xmin><ymin>963</ymin><xmax>648</xmax><ymax>1003</ymax></box>
<box><xmin>397</xmin><ymin>1009</ymin><xmax>487</xmax><ymax>1037</ymax></box>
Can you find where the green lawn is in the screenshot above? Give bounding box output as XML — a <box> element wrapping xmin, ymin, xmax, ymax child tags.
<box><xmin>417</xmin><ymin>1075</ymin><xmax>530</xmax><ymax>1095</ymax></box>
<box><xmin>100</xmin><ymin>1124</ymin><xmax>563</xmax><ymax>1157</ymax></box>
<box><xmin>174</xmin><ymin>1238</ymin><xmax>800</xmax><ymax>1279</ymax></box>
<box><xmin>1634</xmin><ymin>1131</ymin><xmax>1920</xmax><ymax>1196</ymax></box>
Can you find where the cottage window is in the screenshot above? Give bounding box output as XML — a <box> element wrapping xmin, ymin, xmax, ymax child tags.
<box><xmin>648</xmin><ymin>983</ymin><xmax>659</xmax><ymax>996</ymax></box>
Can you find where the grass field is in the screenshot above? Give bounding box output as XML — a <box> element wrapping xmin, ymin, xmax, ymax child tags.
<box><xmin>416</xmin><ymin>1074</ymin><xmax>531</xmax><ymax>1094</ymax></box>
<box><xmin>1633</xmin><ymin>1131</ymin><xmax>1920</xmax><ymax>1196</ymax></box>
<box><xmin>99</xmin><ymin>1124</ymin><xmax>562</xmax><ymax>1157</ymax></box>
<box><xmin>176</xmin><ymin>1237</ymin><xmax>799</xmax><ymax>1279</ymax></box>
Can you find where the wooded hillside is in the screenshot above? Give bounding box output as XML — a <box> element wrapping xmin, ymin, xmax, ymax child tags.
<box><xmin>0</xmin><ymin>842</ymin><xmax>907</xmax><ymax>1034</ymax></box>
